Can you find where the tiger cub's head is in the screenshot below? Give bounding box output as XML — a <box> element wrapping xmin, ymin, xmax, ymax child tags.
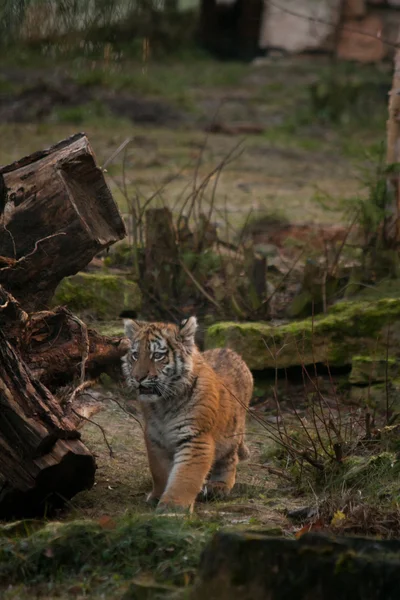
<box><xmin>122</xmin><ymin>316</ymin><xmax>197</xmax><ymax>400</ymax></box>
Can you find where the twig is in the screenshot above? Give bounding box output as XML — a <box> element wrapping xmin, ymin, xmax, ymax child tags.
<box><xmin>70</xmin><ymin>314</ymin><xmax>90</xmax><ymax>384</ymax></box>
<box><xmin>108</xmin><ymin>395</ymin><xmax>144</xmax><ymax>432</ymax></box>
<box><xmin>249</xmin><ymin>463</ymin><xmax>292</xmax><ymax>481</ymax></box>
<box><xmin>67</xmin><ymin>379</ymin><xmax>96</xmax><ymax>405</ymax></box>
<box><xmin>71</xmin><ymin>407</ymin><xmax>114</xmax><ymax>458</ymax></box>
<box><xmin>385</xmin><ymin>324</ymin><xmax>391</xmax><ymax>425</ymax></box>
<box><xmin>302</xmin><ymin>451</ymin><xmax>324</xmax><ymax>471</ymax></box>
<box><xmin>102</xmin><ymin>137</ymin><xmax>132</xmax><ymax>170</ymax></box>
<box><xmin>179</xmin><ymin>259</ymin><xmax>222</xmax><ymax>311</ymax></box>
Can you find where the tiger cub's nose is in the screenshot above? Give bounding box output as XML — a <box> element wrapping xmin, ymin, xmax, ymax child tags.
<box><xmin>135</xmin><ymin>374</ymin><xmax>147</xmax><ymax>382</ymax></box>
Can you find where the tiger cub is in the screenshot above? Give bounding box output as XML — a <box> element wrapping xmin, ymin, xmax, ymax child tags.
<box><xmin>122</xmin><ymin>316</ymin><xmax>253</xmax><ymax>513</ymax></box>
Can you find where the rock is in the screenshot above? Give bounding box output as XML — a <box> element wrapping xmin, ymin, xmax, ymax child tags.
<box><xmin>343</xmin><ymin>0</ymin><xmax>366</xmax><ymax>17</ymax></box>
<box><xmin>259</xmin><ymin>0</ymin><xmax>341</xmax><ymax>53</ymax></box>
<box><xmin>349</xmin><ymin>381</ymin><xmax>400</xmax><ymax>410</ymax></box>
<box><xmin>286</xmin><ymin>506</ymin><xmax>318</xmax><ymax>522</ymax></box>
<box><xmin>337</xmin><ymin>15</ymin><xmax>387</xmax><ymax>62</ymax></box>
<box><xmin>349</xmin><ymin>355</ymin><xmax>400</xmax><ymax>385</ymax></box>
<box><xmin>52</xmin><ymin>273</ymin><xmax>141</xmax><ymax>321</ymax></box>
<box><xmin>191</xmin><ymin>531</ymin><xmax>400</xmax><ymax>600</ymax></box>
<box><xmin>205</xmin><ymin>298</ymin><xmax>400</xmax><ymax>370</ymax></box>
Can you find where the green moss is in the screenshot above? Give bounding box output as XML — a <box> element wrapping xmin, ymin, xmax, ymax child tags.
<box><xmin>93</xmin><ymin>320</ymin><xmax>126</xmax><ymax>337</ymax></box>
<box><xmin>52</xmin><ymin>273</ymin><xmax>141</xmax><ymax>321</ymax></box>
<box><xmin>0</xmin><ymin>515</ymin><xmax>215</xmax><ymax>595</ymax></box>
<box><xmin>205</xmin><ymin>299</ymin><xmax>400</xmax><ymax>370</ymax></box>
<box><xmin>355</xmin><ymin>278</ymin><xmax>400</xmax><ymax>301</ymax></box>
<box><xmin>103</xmin><ymin>242</ymin><xmax>139</xmax><ymax>270</ymax></box>
<box><xmin>350</xmin><ymin>355</ymin><xmax>399</xmax><ymax>385</ymax></box>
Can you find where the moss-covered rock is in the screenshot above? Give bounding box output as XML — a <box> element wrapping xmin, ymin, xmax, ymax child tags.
<box><xmin>92</xmin><ymin>320</ymin><xmax>126</xmax><ymax>337</ymax></box>
<box><xmin>349</xmin><ymin>356</ymin><xmax>400</xmax><ymax>385</ymax></box>
<box><xmin>192</xmin><ymin>531</ymin><xmax>400</xmax><ymax>600</ymax></box>
<box><xmin>52</xmin><ymin>273</ymin><xmax>141</xmax><ymax>321</ymax></box>
<box><xmin>205</xmin><ymin>299</ymin><xmax>400</xmax><ymax>370</ymax></box>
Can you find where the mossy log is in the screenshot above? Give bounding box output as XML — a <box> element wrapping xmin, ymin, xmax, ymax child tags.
<box><xmin>205</xmin><ymin>298</ymin><xmax>400</xmax><ymax>370</ymax></box>
<box><xmin>0</xmin><ymin>132</ymin><xmax>126</xmax><ymax>310</ymax></box>
<box><xmin>192</xmin><ymin>531</ymin><xmax>400</xmax><ymax>600</ymax></box>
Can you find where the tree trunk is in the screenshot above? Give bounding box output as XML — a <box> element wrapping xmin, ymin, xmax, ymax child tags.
<box><xmin>0</xmin><ymin>132</ymin><xmax>126</xmax><ymax>310</ymax></box>
<box><xmin>145</xmin><ymin>207</ymin><xmax>178</xmax><ymax>302</ymax></box>
<box><xmin>385</xmin><ymin>46</ymin><xmax>400</xmax><ymax>245</ymax></box>
<box><xmin>0</xmin><ymin>328</ymin><xmax>96</xmax><ymax>518</ymax></box>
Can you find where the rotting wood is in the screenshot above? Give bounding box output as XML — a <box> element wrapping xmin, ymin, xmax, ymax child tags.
<box><xmin>0</xmin><ymin>328</ymin><xmax>96</xmax><ymax>518</ymax></box>
<box><xmin>0</xmin><ymin>132</ymin><xmax>126</xmax><ymax>310</ymax></box>
<box><xmin>0</xmin><ymin>285</ymin><xmax>130</xmax><ymax>390</ymax></box>
<box><xmin>0</xmin><ymin>133</ymin><xmax>130</xmax><ymax>518</ymax></box>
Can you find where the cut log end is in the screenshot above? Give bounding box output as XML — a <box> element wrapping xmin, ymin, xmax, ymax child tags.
<box><xmin>0</xmin><ymin>440</ymin><xmax>96</xmax><ymax>519</ymax></box>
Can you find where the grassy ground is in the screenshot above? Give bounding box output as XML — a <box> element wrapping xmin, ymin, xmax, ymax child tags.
<box><xmin>0</xmin><ymin>54</ymin><xmax>390</xmax><ymax>231</ymax></box>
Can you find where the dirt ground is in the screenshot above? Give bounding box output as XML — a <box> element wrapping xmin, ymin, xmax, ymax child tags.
<box><xmin>70</xmin><ymin>388</ymin><xmax>300</xmax><ymax>532</ymax></box>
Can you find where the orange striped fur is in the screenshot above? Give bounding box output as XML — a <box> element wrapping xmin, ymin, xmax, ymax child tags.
<box><xmin>122</xmin><ymin>316</ymin><xmax>253</xmax><ymax>513</ymax></box>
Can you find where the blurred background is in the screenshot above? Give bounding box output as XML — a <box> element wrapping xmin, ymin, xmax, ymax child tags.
<box><xmin>1</xmin><ymin>0</ymin><xmax>398</xmax><ymax>324</ymax></box>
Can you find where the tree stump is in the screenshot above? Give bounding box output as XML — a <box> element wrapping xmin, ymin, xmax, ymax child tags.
<box><xmin>145</xmin><ymin>207</ymin><xmax>178</xmax><ymax>303</ymax></box>
<box><xmin>0</xmin><ymin>132</ymin><xmax>126</xmax><ymax>310</ymax></box>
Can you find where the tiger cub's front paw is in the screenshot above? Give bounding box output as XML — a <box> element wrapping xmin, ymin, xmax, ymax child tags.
<box><xmin>197</xmin><ymin>481</ymin><xmax>231</xmax><ymax>501</ymax></box>
<box><xmin>146</xmin><ymin>491</ymin><xmax>160</xmax><ymax>507</ymax></box>
<box><xmin>155</xmin><ymin>500</ymin><xmax>193</xmax><ymax>516</ymax></box>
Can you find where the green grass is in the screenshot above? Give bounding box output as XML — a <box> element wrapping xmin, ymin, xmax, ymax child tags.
<box><xmin>0</xmin><ymin>515</ymin><xmax>219</xmax><ymax>598</ymax></box>
<box><xmin>52</xmin><ymin>100</ymin><xmax>116</xmax><ymax>125</ymax></box>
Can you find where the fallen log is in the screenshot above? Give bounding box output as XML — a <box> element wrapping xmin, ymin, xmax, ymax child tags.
<box><xmin>0</xmin><ymin>132</ymin><xmax>126</xmax><ymax>310</ymax></box>
<box><xmin>0</xmin><ymin>328</ymin><xmax>96</xmax><ymax>518</ymax></box>
<box><xmin>0</xmin><ymin>134</ymin><xmax>130</xmax><ymax>518</ymax></box>
<box><xmin>0</xmin><ymin>263</ymin><xmax>130</xmax><ymax>391</ymax></box>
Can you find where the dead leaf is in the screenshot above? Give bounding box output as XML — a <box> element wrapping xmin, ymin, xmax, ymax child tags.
<box><xmin>97</xmin><ymin>515</ymin><xmax>116</xmax><ymax>530</ymax></box>
<box><xmin>331</xmin><ymin>510</ymin><xmax>346</xmax><ymax>528</ymax></box>
<box><xmin>295</xmin><ymin>518</ymin><xmax>324</xmax><ymax>539</ymax></box>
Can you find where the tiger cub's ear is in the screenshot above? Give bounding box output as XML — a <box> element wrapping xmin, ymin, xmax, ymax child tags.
<box><xmin>124</xmin><ymin>319</ymin><xmax>141</xmax><ymax>340</ymax></box>
<box><xmin>179</xmin><ymin>316</ymin><xmax>197</xmax><ymax>350</ymax></box>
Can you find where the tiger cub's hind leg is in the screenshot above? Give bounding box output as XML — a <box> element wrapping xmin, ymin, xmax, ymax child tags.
<box><xmin>238</xmin><ymin>440</ymin><xmax>250</xmax><ymax>462</ymax></box>
<box><xmin>201</xmin><ymin>447</ymin><xmax>239</xmax><ymax>500</ymax></box>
